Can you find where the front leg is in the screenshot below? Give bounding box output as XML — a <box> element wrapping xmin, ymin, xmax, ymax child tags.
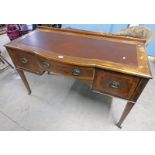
<box><xmin>116</xmin><ymin>101</ymin><xmax>135</xmax><ymax>128</ymax></box>
<box><xmin>17</xmin><ymin>69</ymin><xmax>31</xmax><ymax>95</ymax></box>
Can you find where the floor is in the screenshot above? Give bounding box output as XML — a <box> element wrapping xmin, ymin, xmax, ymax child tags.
<box><xmin>0</xmin><ymin>34</ymin><xmax>155</xmax><ymax>131</ymax></box>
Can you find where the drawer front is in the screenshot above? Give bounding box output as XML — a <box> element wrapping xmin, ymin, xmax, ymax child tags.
<box><xmin>38</xmin><ymin>57</ymin><xmax>94</xmax><ymax>80</ymax></box>
<box><xmin>93</xmin><ymin>69</ymin><xmax>140</xmax><ymax>100</ymax></box>
<box><xmin>8</xmin><ymin>49</ymin><xmax>41</xmax><ymax>73</ymax></box>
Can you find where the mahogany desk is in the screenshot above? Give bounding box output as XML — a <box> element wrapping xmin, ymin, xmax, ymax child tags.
<box><xmin>5</xmin><ymin>27</ymin><xmax>152</xmax><ymax>128</ymax></box>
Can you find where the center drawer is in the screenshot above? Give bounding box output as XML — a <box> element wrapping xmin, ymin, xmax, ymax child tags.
<box><xmin>38</xmin><ymin>57</ymin><xmax>94</xmax><ymax>80</ymax></box>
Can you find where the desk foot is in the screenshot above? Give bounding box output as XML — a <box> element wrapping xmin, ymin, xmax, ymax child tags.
<box><xmin>17</xmin><ymin>69</ymin><xmax>32</xmax><ymax>95</ymax></box>
<box><xmin>116</xmin><ymin>101</ymin><xmax>135</xmax><ymax>128</ymax></box>
<box><xmin>28</xmin><ymin>90</ymin><xmax>32</xmax><ymax>95</ymax></box>
<box><xmin>116</xmin><ymin>123</ymin><xmax>122</xmax><ymax>129</ymax></box>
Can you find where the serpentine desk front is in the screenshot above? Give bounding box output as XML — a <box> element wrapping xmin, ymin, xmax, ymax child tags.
<box><xmin>5</xmin><ymin>27</ymin><xmax>152</xmax><ymax>128</ymax></box>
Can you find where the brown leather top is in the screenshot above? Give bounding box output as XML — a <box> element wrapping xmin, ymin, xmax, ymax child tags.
<box><xmin>21</xmin><ymin>30</ymin><xmax>138</xmax><ymax>66</ymax></box>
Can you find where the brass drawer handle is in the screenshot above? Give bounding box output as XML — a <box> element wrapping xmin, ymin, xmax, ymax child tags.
<box><xmin>42</xmin><ymin>61</ymin><xmax>50</xmax><ymax>68</ymax></box>
<box><xmin>110</xmin><ymin>81</ymin><xmax>120</xmax><ymax>89</ymax></box>
<box><xmin>20</xmin><ymin>57</ymin><xmax>28</xmax><ymax>64</ymax></box>
<box><xmin>72</xmin><ymin>69</ymin><xmax>80</xmax><ymax>76</ymax></box>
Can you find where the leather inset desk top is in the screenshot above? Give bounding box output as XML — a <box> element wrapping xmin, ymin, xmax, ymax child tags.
<box><xmin>21</xmin><ymin>31</ymin><xmax>138</xmax><ymax>66</ymax></box>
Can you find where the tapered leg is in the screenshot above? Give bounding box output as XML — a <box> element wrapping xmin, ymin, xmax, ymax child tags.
<box><xmin>17</xmin><ymin>69</ymin><xmax>31</xmax><ymax>95</ymax></box>
<box><xmin>116</xmin><ymin>101</ymin><xmax>135</xmax><ymax>128</ymax></box>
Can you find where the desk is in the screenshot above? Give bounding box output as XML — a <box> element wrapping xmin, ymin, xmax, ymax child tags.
<box><xmin>5</xmin><ymin>27</ymin><xmax>152</xmax><ymax>128</ymax></box>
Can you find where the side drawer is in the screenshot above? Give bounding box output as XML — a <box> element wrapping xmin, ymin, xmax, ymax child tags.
<box><xmin>8</xmin><ymin>49</ymin><xmax>41</xmax><ymax>73</ymax></box>
<box><xmin>92</xmin><ymin>69</ymin><xmax>140</xmax><ymax>100</ymax></box>
<box><xmin>38</xmin><ymin>57</ymin><xmax>94</xmax><ymax>80</ymax></box>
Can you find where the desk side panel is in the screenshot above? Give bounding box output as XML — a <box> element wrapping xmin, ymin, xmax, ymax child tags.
<box><xmin>130</xmin><ymin>78</ymin><xmax>149</xmax><ymax>102</ymax></box>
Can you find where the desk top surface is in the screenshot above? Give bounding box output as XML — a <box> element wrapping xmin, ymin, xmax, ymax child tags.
<box><xmin>5</xmin><ymin>27</ymin><xmax>152</xmax><ymax>78</ymax></box>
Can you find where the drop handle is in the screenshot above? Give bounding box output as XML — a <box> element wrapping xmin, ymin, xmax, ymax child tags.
<box><xmin>20</xmin><ymin>57</ymin><xmax>28</xmax><ymax>64</ymax></box>
<box><xmin>72</xmin><ymin>69</ymin><xmax>80</xmax><ymax>76</ymax></box>
<box><xmin>110</xmin><ymin>81</ymin><xmax>120</xmax><ymax>89</ymax></box>
<box><xmin>42</xmin><ymin>61</ymin><xmax>50</xmax><ymax>68</ymax></box>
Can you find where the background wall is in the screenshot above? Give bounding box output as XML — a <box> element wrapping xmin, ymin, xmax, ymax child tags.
<box><xmin>62</xmin><ymin>24</ymin><xmax>128</xmax><ymax>33</ymax></box>
<box><xmin>140</xmin><ymin>24</ymin><xmax>155</xmax><ymax>56</ymax></box>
